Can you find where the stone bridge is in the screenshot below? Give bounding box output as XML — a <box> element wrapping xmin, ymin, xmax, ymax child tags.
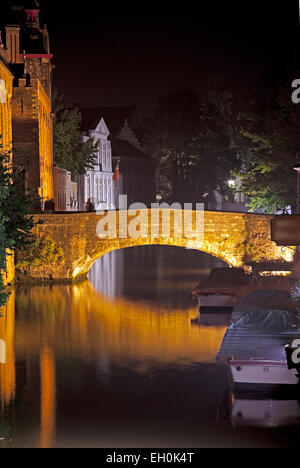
<box><xmin>17</xmin><ymin>210</ymin><xmax>295</xmax><ymax>282</ymax></box>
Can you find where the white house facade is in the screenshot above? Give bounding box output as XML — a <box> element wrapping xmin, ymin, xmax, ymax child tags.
<box><xmin>78</xmin><ymin>118</ymin><xmax>115</xmax><ymax>211</ymax></box>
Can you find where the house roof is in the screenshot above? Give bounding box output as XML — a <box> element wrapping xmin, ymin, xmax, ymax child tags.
<box><xmin>79</xmin><ymin>105</ymin><xmax>154</xmax><ymax>161</ymax></box>
<box><xmin>10</xmin><ymin>0</ymin><xmax>40</xmax><ymax>9</ymax></box>
<box><xmin>112</xmin><ymin>138</ymin><xmax>154</xmax><ymax>162</ymax></box>
<box><xmin>80</xmin><ymin>105</ymin><xmax>136</xmax><ymax>135</ymax></box>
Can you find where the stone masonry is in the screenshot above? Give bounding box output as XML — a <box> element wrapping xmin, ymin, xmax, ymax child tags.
<box><xmin>15</xmin><ymin>210</ymin><xmax>295</xmax><ymax>282</ymax></box>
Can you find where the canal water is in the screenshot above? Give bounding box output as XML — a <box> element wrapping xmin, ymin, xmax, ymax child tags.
<box><xmin>0</xmin><ymin>246</ymin><xmax>300</xmax><ymax>448</ymax></box>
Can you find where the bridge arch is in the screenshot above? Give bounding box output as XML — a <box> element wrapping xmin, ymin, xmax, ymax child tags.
<box><xmin>22</xmin><ymin>210</ymin><xmax>294</xmax><ymax>282</ymax></box>
<box><xmin>75</xmin><ymin>237</ymin><xmax>234</xmax><ymax>280</ymax></box>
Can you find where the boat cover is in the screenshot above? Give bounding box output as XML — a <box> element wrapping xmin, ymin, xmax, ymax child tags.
<box><xmin>192</xmin><ymin>268</ymin><xmax>251</xmax><ymax>296</ymax></box>
<box><xmin>236</xmin><ymin>277</ymin><xmax>294</xmax><ymax>300</ymax></box>
<box><xmin>217</xmin><ymin>290</ymin><xmax>300</xmax><ymax>362</ymax></box>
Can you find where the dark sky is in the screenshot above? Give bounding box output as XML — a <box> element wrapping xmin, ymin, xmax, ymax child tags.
<box><xmin>40</xmin><ymin>1</ymin><xmax>300</xmax><ymax>118</ymax></box>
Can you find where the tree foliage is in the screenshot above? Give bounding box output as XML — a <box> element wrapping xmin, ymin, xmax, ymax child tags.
<box><xmin>143</xmin><ymin>85</ymin><xmax>240</xmax><ymax>205</ymax></box>
<box><xmin>0</xmin><ymin>146</ymin><xmax>37</xmax><ymax>306</ymax></box>
<box><xmin>0</xmin><ymin>216</ymin><xmax>8</xmax><ymax>308</ymax></box>
<box><xmin>237</xmin><ymin>67</ymin><xmax>300</xmax><ymax>213</ymax></box>
<box><xmin>53</xmin><ymin>90</ymin><xmax>99</xmax><ymax>177</ymax></box>
<box><xmin>15</xmin><ymin>236</ymin><xmax>64</xmax><ymax>268</ymax></box>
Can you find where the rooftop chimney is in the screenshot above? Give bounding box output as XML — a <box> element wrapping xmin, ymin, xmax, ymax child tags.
<box><xmin>24</xmin><ymin>9</ymin><xmax>40</xmax><ymax>28</ymax></box>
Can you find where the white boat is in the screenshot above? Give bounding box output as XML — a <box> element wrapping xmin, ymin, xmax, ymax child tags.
<box><xmin>218</xmin><ymin>290</ymin><xmax>300</xmax><ymax>389</ymax></box>
<box><xmin>194</xmin><ymin>273</ymin><xmax>294</xmax><ymax>312</ymax></box>
<box><xmin>191</xmin><ymin>268</ymin><xmax>251</xmax><ymax>311</ymax></box>
<box><xmin>230</xmin><ymin>359</ymin><xmax>299</xmax><ymax>387</ymax></box>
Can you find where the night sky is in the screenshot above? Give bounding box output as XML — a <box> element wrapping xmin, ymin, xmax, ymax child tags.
<box><xmin>40</xmin><ymin>1</ymin><xmax>300</xmax><ymax>118</ymax></box>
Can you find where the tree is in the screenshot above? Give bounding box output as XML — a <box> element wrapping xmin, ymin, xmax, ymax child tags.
<box><xmin>143</xmin><ymin>86</ymin><xmax>240</xmax><ymax>205</ymax></box>
<box><xmin>238</xmin><ymin>66</ymin><xmax>300</xmax><ymax>213</ymax></box>
<box><xmin>0</xmin><ymin>203</ymin><xmax>9</xmax><ymax>307</ymax></box>
<box><xmin>53</xmin><ymin>90</ymin><xmax>99</xmax><ymax>178</ymax></box>
<box><xmin>15</xmin><ymin>236</ymin><xmax>64</xmax><ymax>269</ymax></box>
<box><xmin>0</xmin><ymin>146</ymin><xmax>36</xmax><ymax>306</ymax></box>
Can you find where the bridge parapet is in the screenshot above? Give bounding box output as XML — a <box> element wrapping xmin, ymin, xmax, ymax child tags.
<box><xmin>15</xmin><ymin>210</ymin><xmax>295</xmax><ymax>282</ymax></box>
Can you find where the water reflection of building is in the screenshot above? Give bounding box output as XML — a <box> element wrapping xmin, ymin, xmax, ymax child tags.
<box><xmin>40</xmin><ymin>347</ymin><xmax>56</xmax><ymax>449</ymax></box>
<box><xmin>88</xmin><ymin>250</ymin><xmax>124</xmax><ymax>298</ymax></box>
<box><xmin>0</xmin><ymin>340</ymin><xmax>5</xmax><ymax>364</ymax></box>
<box><xmin>1</xmin><ymin>275</ymin><xmax>229</xmax><ymax>447</ymax></box>
<box><xmin>14</xmin><ymin>281</ymin><xmax>227</xmax><ymax>367</ymax></box>
<box><xmin>0</xmin><ymin>291</ymin><xmax>15</xmax><ymax>409</ymax></box>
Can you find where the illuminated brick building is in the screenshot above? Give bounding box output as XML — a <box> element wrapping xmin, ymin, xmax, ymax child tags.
<box><xmin>0</xmin><ymin>0</ymin><xmax>54</xmax><ymax>210</ymax></box>
<box><xmin>0</xmin><ymin>55</ymin><xmax>13</xmax><ymax>153</ymax></box>
<box><xmin>0</xmin><ymin>53</ymin><xmax>15</xmax><ymax>285</ymax></box>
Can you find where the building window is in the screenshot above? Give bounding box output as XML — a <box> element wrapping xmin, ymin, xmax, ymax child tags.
<box><xmin>25</xmin><ymin>10</ymin><xmax>39</xmax><ymax>23</ymax></box>
<box><xmin>96</xmin><ymin>177</ymin><xmax>99</xmax><ymax>203</ymax></box>
<box><xmin>104</xmin><ymin>178</ymin><xmax>107</xmax><ymax>202</ymax></box>
<box><xmin>103</xmin><ymin>144</ymin><xmax>107</xmax><ymax>167</ymax></box>
<box><xmin>99</xmin><ymin>177</ymin><xmax>103</xmax><ymax>202</ymax></box>
<box><xmin>87</xmin><ymin>176</ymin><xmax>91</xmax><ymax>199</ymax></box>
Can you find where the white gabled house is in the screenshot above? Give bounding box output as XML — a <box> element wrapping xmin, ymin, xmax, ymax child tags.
<box><xmin>78</xmin><ymin>117</ymin><xmax>115</xmax><ymax>211</ymax></box>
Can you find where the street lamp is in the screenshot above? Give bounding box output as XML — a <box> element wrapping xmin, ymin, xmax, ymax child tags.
<box><xmin>294</xmin><ymin>164</ymin><xmax>300</xmax><ymax>214</ymax></box>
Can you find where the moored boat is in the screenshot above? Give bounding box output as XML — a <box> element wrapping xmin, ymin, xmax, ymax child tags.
<box><xmin>218</xmin><ymin>289</ymin><xmax>300</xmax><ymax>389</ymax></box>
<box><xmin>191</xmin><ymin>268</ymin><xmax>251</xmax><ymax>312</ymax></box>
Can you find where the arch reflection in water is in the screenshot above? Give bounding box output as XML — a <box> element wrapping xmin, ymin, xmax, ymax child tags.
<box><xmin>89</xmin><ymin>246</ymin><xmax>226</xmax><ymax>308</ymax></box>
<box><xmin>88</xmin><ymin>250</ymin><xmax>124</xmax><ymax>298</ymax></box>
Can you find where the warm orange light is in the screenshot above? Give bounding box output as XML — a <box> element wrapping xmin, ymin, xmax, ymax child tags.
<box><xmin>14</xmin><ymin>281</ymin><xmax>227</xmax><ymax>367</ymax></box>
<box><xmin>259</xmin><ymin>271</ymin><xmax>292</xmax><ymax>277</ymax></box>
<box><xmin>40</xmin><ymin>347</ymin><xmax>56</xmax><ymax>449</ymax></box>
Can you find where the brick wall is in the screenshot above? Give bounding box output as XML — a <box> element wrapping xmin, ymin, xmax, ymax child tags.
<box><xmin>54</xmin><ymin>166</ymin><xmax>78</xmax><ymax>212</ymax></box>
<box><xmin>0</xmin><ymin>58</ymin><xmax>13</xmax><ymax>152</ymax></box>
<box><xmin>12</xmin><ymin>78</ymin><xmax>53</xmax><ymax>207</ymax></box>
<box><xmin>0</xmin><ymin>58</ymin><xmax>15</xmax><ymax>286</ymax></box>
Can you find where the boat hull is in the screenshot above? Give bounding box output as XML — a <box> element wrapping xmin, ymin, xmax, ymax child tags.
<box><xmin>198</xmin><ymin>294</ymin><xmax>235</xmax><ymax>311</ymax></box>
<box><xmin>230</xmin><ymin>360</ymin><xmax>299</xmax><ymax>387</ymax></box>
